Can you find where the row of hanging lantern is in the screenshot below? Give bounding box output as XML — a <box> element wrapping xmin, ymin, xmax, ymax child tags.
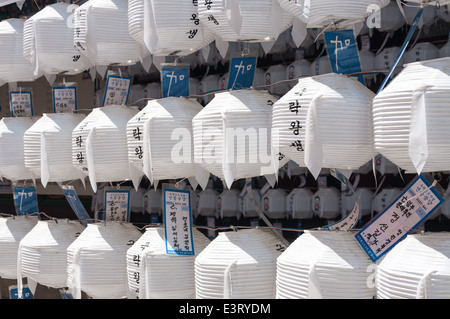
<box><xmin>6</xmin><ymin>0</ymin><xmax>450</xmax><ymax>85</ymax></box>
<box><xmin>1</xmin><ymin>57</ymin><xmax>450</xmax><ymax>194</ymax></box>
<box><xmin>2</xmin><ymin>213</ymin><xmax>450</xmax><ymax>299</ymax></box>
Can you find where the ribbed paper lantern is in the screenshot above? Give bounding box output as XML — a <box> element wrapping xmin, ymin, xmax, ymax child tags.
<box><xmin>310</xmin><ymin>56</ymin><xmax>332</xmax><ymax>75</ymax></box>
<box><xmin>197</xmin><ymin>189</ymin><xmax>218</xmax><ymax>218</ymax></box>
<box><xmin>278</xmin><ymin>0</ymin><xmax>390</xmax><ymax>28</ymax></box>
<box><xmin>72</xmin><ymin>105</ymin><xmax>139</xmax><ymax>192</ymax></box>
<box><xmin>271</xmin><ymin>73</ymin><xmax>374</xmax><ymax>179</ymax></box>
<box><xmin>143</xmin><ymin>189</ymin><xmax>162</xmax><ymax>215</ymax></box>
<box><xmin>0</xmin><ymin>116</ymin><xmax>38</xmax><ymax>182</ymax></box>
<box><xmin>377</xmin><ymin>232</ymin><xmax>450</xmax><ymax>299</ymax></box>
<box><xmin>198</xmin><ymin>0</ymin><xmax>293</xmax><ymax>43</ymax></box>
<box><xmin>404</xmin><ymin>4</ymin><xmax>437</xmax><ymax>26</ymax></box>
<box><xmin>373</xmin><ymin>58</ymin><xmax>450</xmax><ymax>174</ymax></box>
<box><xmin>262</xmin><ymin>189</ymin><xmax>287</xmax><ymax>219</ymax></box>
<box><xmin>286</xmin><ymin>188</ymin><xmax>313</xmax><ymax>219</ymax></box>
<box><xmin>0</xmin><ymin>215</ymin><xmax>38</xmax><ymax>279</ymax></box>
<box><xmin>377</xmin><ymin>1</ymin><xmax>406</xmax><ymax>32</ymax></box>
<box><xmin>23</xmin><ymin>113</ymin><xmax>86</xmax><ymax>186</ymax></box>
<box><xmin>23</xmin><ymin>2</ymin><xmax>92</xmax><ymax>77</ymax></box>
<box><xmin>343</xmin><ymin>188</ymin><xmax>374</xmax><ymax>217</ymax></box>
<box><xmin>17</xmin><ymin>219</ymin><xmax>85</xmax><ymax>292</ymax></box>
<box><xmin>195</xmin><ymin>228</ymin><xmax>286</xmax><ymax>299</ymax></box>
<box><xmin>373</xmin><ymin>188</ymin><xmax>401</xmax><ymax>214</ymax></box>
<box><xmin>217</xmin><ymin>189</ymin><xmax>239</xmax><ymax>219</ymax></box>
<box><xmin>312</xmin><ymin>188</ymin><xmax>340</xmax><ymax>219</ymax></box>
<box><xmin>126</xmin><ymin>227</ymin><xmax>210</xmax><ymax>298</ymax></box>
<box><xmin>239</xmin><ymin>189</ymin><xmax>262</xmax><ymax>219</ymax></box>
<box><xmin>0</xmin><ymin>19</ymin><xmax>37</xmax><ymax>83</ymax></box>
<box><xmin>126</xmin><ymin>97</ymin><xmax>204</xmax><ymax>189</ymax></box>
<box><xmin>264</xmin><ymin>64</ymin><xmax>290</xmax><ymax>97</ymax></box>
<box><xmin>276</xmin><ymin>229</ymin><xmax>375</xmax><ymax>299</ymax></box>
<box><xmin>439</xmin><ymin>38</ymin><xmax>450</xmax><ymax>58</ymax></box>
<box><xmin>67</xmin><ymin>222</ymin><xmax>142</xmax><ymax>299</ymax></box>
<box><xmin>138</xmin><ymin>0</ymin><xmax>214</xmax><ymax>56</ymax></box>
<box><xmin>374</xmin><ymin>46</ymin><xmax>404</xmax><ymax>73</ymax></box>
<box><xmin>73</xmin><ymin>0</ymin><xmax>146</xmax><ymax>67</ymax></box>
<box><xmin>127</xmin><ymin>0</ymin><xmax>150</xmax><ymax>58</ymax></box>
<box><xmin>437</xmin><ymin>4</ymin><xmax>450</xmax><ymax>22</ymax></box>
<box><xmin>286</xmin><ymin>59</ymin><xmax>311</xmax><ymax>88</ymax></box>
<box><xmin>192</xmin><ymin>89</ymin><xmax>277</xmax><ymax>189</ymax></box>
<box><xmin>199</xmin><ymin>74</ymin><xmax>220</xmax><ymax>105</ymax></box>
<box><xmin>404</xmin><ymin>42</ymin><xmax>439</xmax><ymax>64</ymax></box>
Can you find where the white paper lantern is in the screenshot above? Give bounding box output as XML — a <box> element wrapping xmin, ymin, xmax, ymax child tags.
<box><xmin>377</xmin><ymin>232</ymin><xmax>450</xmax><ymax>299</ymax></box>
<box><xmin>199</xmin><ymin>74</ymin><xmax>220</xmax><ymax>105</ymax></box>
<box><xmin>192</xmin><ymin>89</ymin><xmax>277</xmax><ymax>189</ymax></box>
<box><xmin>0</xmin><ymin>215</ymin><xmax>38</xmax><ymax>279</ymax></box>
<box><xmin>374</xmin><ymin>46</ymin><xmax>404</xmax><ymax>73</ymax></box>
<box><xmin>343</xmin><ymin>188</ymin><xmax>374</xmax><ymax>217</ymax></box>
<box><xmin>17</xmin><ymin>219</ymin><xmax>85</xmax><ymax>292</ymax></box>
<box><xmin>286</xmin><ymin>59</ymin><xmax>311</xmax><ymax>88</ymax></box>
<box><xmin>126</xmin><ymin>227</ymin><xmax>210</xmax><ymax>298</ymax></box>
<box><xmin>143</xmin><ymin>82</ymin><xmax>162</xmax><ymax>100</ymax></box>
<box><xmin>0</xmin><ymin>116</ymin><xmax>38</xmax><ymax>182</ymax></box>
<box><xmin>23</xmin><ymin>2</ymin><xmax>92</xmax><ymax>77</ymax></box>
<box><xmin>271</xmin><ymin>73</ymin><xmax>374</xmax><ymax>179</ymax></box>
<box><xmin>404</xmin><ymin>4</ymin><xmax>437</xmax><ymax>26</ymax></box>
<box><xmin>23</xmin><ymin>113</ymin><xmax>86</xmax><ymax>186</ymax></box>
<box><xmin>373</xmin><ymin>57</ymin><xmax>450</xmax><ymax>174</ymax></box>
<box><xmin>197</xmin><ymin>189</ymin><xmax>218</xmax><ymax>218</ymax></box>
<box><xmin>439</xmin><ymin>38</ymin><xmax>450</xmax><ymax>58</ymax></box>
<box><xmin>310</xmin><ymin>55</ymin><xmax>332</xmax><ymax>75</ymax></box>
<box><xmin>264</xmin><ymin>64</ymin><xmax>290</xmax><ymax>97</ymax></box>
<box><xmin>195</xmin><ymin>228</ymin><xmax>286</xmax><ymax>299</ymax></box>
<box><xmin>373</xmin><ymin>188</ymin><xmax>401</xmax><ymax>214</ymax></box>
<box><xmin>437</xmin><ymin>4</ymin><xmax>450</xmax><ymax>22</ymax></box>
<box><xmin>312</xmin><ymin>188</ymin><xmax>340</xmax><ymax>219</ymax></box>
<box><xmin>198</xmin><ymin>0</ymin><xmax>293</xmax><ymax>43</ymax></box>
<box><xmin>0</xmin><ymin>18</ymin><xmax>37</xmax><ymax>83</ymax></box>
<box><xmin>217</xmin><ymin>189</ymin><xmax>240</xmax><ymax>219</ymax></box>
<box><xmin>261</xmin><ymin>189</ymin><xmax>287</xmax><ymax>219</ymax></box>
<box><xmin>138</xmin><ymin>0</ymin><xmax>214</xmax><ymax>57</ymax></box>
<box><xmin>276</xmin><ymin>229</ymin><xmax>375</xmax><ymax>299</ymax></box>
<box><xmin>72</xmin><ymin>105</ymin><xmax>139</xmax><ymax>192</ymax></box>
<box><xmin>67</xmin><ymin>221</ymin><xmax>142</xmax><ymax>299</ymax></box>
<box><xmin>127</xmin><ymin>0</ymin><xmax>150</xmax><ymax>58</ymax></box>
<box><xmin>143</xmin><ymin>189</ymin><xmax>162</xmax><ymax>215</ymax></box>
<box><xmin>239</xmin><ymin>189</ymin><xmax>262</xmax><ymax>219</ymax></box>
<box><xmin>376</xmin><ymin>1</ymin><xmax>406</xmax><ymax>32</ymax></box>
<box><xmin>404</xmin><ymin>42</ymin><xmax>439</xmax><ymax>64</ymax></box>
<box><xmin>286</xmin><ymin>188</ymin><xmax>313</xmax><ymax>219</ymax></box>
<box><xmin>73</xmin><ymin>0</ymin><xmax>147</xmax><ymax>67</ymax></box>
<box><xmin>126</xmin><ymin>97</ymin><xmax>204</xmax><ymax>189</ymax></box>
<box><xmin>278</xmin><ymin>0</ymin><xmax>390</xmax><ymax>28</ymax></box>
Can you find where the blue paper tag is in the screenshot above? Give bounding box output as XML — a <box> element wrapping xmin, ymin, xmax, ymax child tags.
<box><xmin>52</xmin><ymin>86</ymin><xmax>77</xmax><ymax>113</ymax></box>
<box><xmin>10</xmin><ymin>90</ymin><xmax>33</xmax><ymax>117</ymax></box>
<box><xmin>10</xmin><ymin>286</ymin><xmax>33</xmax><ymax>299</ymax></box>
<box><xmin>354</xmin><ymin>175</ymin><xmax>444</xmax><ymax>262</ymax></box>
<box><xmin>324</xmin><ymin>29</ymin><xmax>365</xmax><ymax>85</ymax></box>
<box><xmin>13</xmin><ymin>186</ymin><xmax>39</xmax><ymax>216</ymax></box>
<box><xmin>227</xmin><ymin>56</ymin><xmax>257</xmax><ymax>90</ymax></box>
<box><xmin>163</xmin><ymin>186</ymin><xmax>194</xmax><ymax>255</ymax></box>
<box><xmin>102</xmin><ymin>75</ymin><xmax>132</xmax><ymax>106</ymax></box>
<box><xmin>161</xmin><ymin>67</ymin><xmax>190</xmax><ymax>97</ymax></box>
<box><xmin>62</xmin><ymin>185</ymin><xmax>91</xmax><ymax>225</ymax></box>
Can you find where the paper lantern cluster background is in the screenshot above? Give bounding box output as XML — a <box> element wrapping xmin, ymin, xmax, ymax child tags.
<box><xmin>0</xmin><ymin>0</ymin><xmax>449</xmax><ymax>300</ymax></box>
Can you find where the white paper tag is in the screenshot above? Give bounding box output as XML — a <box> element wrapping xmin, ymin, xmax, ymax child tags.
<box><xmin>355</xmin><ymin>175</ymin><xmax>444</xmax><ymax>262</ymax></box>
<box><xmin>104</xmin><ymin>187</ymin><xmax>131</xmax><ymax>222</ymax></box>
<box><xmin>163</xmin><ymin>185</ymin><xmax>194</xmax><ymax>255</ymax></box>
